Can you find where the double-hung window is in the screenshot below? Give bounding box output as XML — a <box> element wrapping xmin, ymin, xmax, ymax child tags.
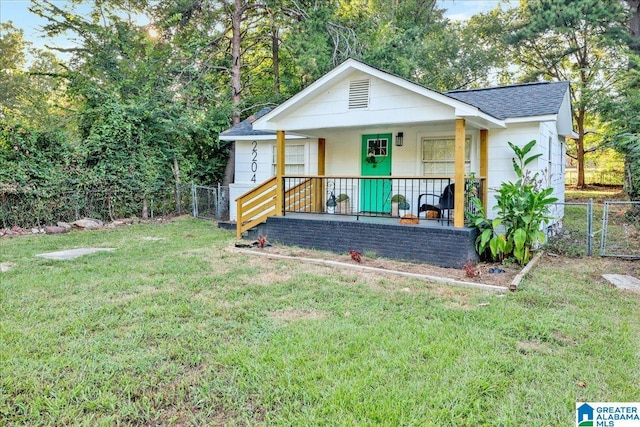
<box><xmin>272</xmin><ymin>144</ymin><xmax>305</xmax><ymax>175</ymax></box>
<box><xmin>422</xmin><ymin>137</ymin><xmax>471</xmax><ymax>175</ymax></box>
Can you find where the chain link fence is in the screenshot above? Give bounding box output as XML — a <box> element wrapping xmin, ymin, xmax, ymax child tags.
<box><xmin>546</xmin><ymin>201</ymin><xmax>595</xmax><ymax>257</ymax></box>
<box><xmin>600</xmin><ymin>201</ymin><xmax>640</xmax><ymax>258</ymax></box>
<box><xmin>0</xmin><ymin>183</ymin><xmax>229</xmax><ymax>228</ymax></box>
<box><xmin>191</xmin><ymin>183</ymin><xmax>229</xmax><ymax>220</ymax></box>
<box><xmin>546</xmin><ymin>199</ymin><xmax>640</xmax><ymax>258</ymax></box>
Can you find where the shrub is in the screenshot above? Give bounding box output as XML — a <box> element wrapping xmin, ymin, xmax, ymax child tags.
<box><xmin>469</xmin><ymin>140</ymin><xmax>557</xmax><ymax>265</ymax></box>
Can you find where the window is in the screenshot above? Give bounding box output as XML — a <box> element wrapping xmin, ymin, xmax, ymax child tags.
<box><xmin>548</xmin><ymin>135</ymin><xmax>553</xmax><ymax>184</ymax></box>
<box><xmin>366</xmin><ymin>137</ymin><xmax>388</xmax><ymax>158</ymax></box>
<box><xmin>272</xmin><ymin>144</ymin><xmax>305</xmax><ymax>175</ymax></box>
<box><xmin>422</xmin><ymin>137</ymin><xmax>471</xmax><ymax>175</ymax></box>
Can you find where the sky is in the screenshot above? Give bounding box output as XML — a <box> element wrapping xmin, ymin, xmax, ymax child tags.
<box><xmin>0</xmin><ymin>0</ymin><xmax>511</xmax><ymax>51</ymax></box>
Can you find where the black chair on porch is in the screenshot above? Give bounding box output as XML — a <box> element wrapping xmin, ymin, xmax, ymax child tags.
<box><xmin>418</xmin><ymin>183</ymin><xmax>455</xmax><ymax>225</ymax></box>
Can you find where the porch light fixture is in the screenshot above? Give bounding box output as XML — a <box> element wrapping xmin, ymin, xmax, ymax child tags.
<box><xmin>395</xmin><ymin>132</ymin><xmax>404</xmax><ymax>146</ymax></box>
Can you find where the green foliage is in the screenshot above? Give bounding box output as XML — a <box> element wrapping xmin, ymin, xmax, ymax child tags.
<box><xmin>506</xmin><ymin>0</ymin><xmax>629</xmax><ymax>188</ymax></box>
<box><xmin>0</xmin><ymin>122</ymin><xmax>79</xmax><ymax>226</ymax></box>
<box><xmin>599</xmin><ymin>54</ymin><xmax>640</xmax><ymax>200</ymax></box>
<box><xmin>470</xmin><ymin>140</ymin><xmax>557</xmax><ymax>265</ymax></box>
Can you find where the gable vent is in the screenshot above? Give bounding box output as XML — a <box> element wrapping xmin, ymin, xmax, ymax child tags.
<box><xmin>349</xmin><ymin>79</ymin><xmax>370</xmax><ymax>109</ymax></box>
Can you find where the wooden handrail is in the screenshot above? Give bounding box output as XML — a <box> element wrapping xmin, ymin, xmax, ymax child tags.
<box><xmin>285</xmin><ymin>178</ymin><xmax>317</xmax><ymax>212</ymax></box>
<box><xmin>236</xmin><ymin>177</ymin><xmax>320</xmax><ymax>239</ymax></box>
<box><xmin>236</xmin><ymin>177</ymin><xmax>277</xmax><ymax>239</ymax></box>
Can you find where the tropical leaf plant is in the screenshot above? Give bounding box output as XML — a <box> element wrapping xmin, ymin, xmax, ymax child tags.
<box><xmin>471</xmin><ymin>139</ymin><xmax>557</xmax><ymax>265</ymax></box>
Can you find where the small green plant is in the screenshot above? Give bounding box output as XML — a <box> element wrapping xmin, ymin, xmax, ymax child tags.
<box><xmin>398</xmin><ymin>200</ymin><xmax>410</xmax><ymax>210</ymax></box>
<box><xmin>336</xmin><ymin>193</ymin><xmax>349</xmax><ymax>203</ymax></box>
<box><xmin>391</xmin><ymin>194</ymin><xmax>406</xmax><ymax>203</ymax></box>
<box><xmin>326</xmin><ymin>192</ymin><xmax>337</xmax><ymax>208</ymax></box>
<box><xmin>471</xmin><ymin>139</ymin><xmax>558</xmax><ymax>265</ymax></box>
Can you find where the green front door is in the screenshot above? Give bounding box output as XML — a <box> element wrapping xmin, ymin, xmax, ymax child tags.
<box><xmin>360</xmin><ymin>133</ymin><xmax>392</xmax><ymax>213</ymax></box>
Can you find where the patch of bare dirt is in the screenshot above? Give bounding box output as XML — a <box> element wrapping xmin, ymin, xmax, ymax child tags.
<box><xmin>244</xmin><ymin>245</ymin><xmax>523</xmax><ymax>288</ymax></box>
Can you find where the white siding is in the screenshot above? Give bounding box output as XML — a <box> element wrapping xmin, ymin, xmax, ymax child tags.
<box><xmin>271</xmin><ymin>72</ymin><xmax>456</xmax><ymax>131</ymax></box>
<box><xmin>484</xmin><ymin>122</ymin><xmax>565</xmax><ymax>223</ymax></box>
<box><xmin>230</xmin><ymin>137</ymin><xmax>317</xmax><ymax>220</ymax></box>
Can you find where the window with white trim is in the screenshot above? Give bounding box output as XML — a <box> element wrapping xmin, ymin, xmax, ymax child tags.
<box><xmin>422</xmin><ymin>137</ymin><xmax>471</xmax><ymax>175</ymax></box>
<box><xmin>272</xmin><ymin>144</ymin><xmax>305</xmax><ymax>175</ymax></box>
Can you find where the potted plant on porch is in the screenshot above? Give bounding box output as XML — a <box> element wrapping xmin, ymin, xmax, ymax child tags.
<box><xmin>326</xmin><ymin>192</ymin><xmax>337</xmax><ymax>214</ymax></box>
<box><xmin>391</xmin><ymin>194</ymin><xmax>410</xmax><ymax>217</ymax></box>
<box><xmin>398</xmin><ymin>200</ymin><xmax>411</xmax><ymax>217</ymax></box>
<box><xmin>335</xmin><ymin>193</ymin><xmax>350</xmax><ymax>214</ymax></box>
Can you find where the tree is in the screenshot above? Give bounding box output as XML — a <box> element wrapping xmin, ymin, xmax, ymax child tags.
<box><xmin>0</xmin><ymin>22</ymin><xmax>29</xmax><ymax>117</ymax></box>
<box><xmin>599</xmin><ymin>1</ymin><xmax>640</xmax><ymax>199</ymax></box>
<box><xmin>29</xmin><ymin>0</ymin><xmax>229</xmax><ymax>216</ymax></box>
<box><xmin>507</xmin><ymin>0</ymin><xmax>629</xmax><ymax>188</ymax></box>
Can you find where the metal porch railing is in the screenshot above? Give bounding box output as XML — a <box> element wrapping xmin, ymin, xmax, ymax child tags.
<box><xmin>283</xmin><ymin>175</ymin><xmax>485</xmax><ymax>225</ymax></box>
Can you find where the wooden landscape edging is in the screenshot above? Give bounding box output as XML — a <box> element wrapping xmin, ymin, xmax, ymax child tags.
<box><xmin>231</xmin><ymin>248</ymin><xmax>508</xmax><ymax>292</ymax></box>
<box><xmin>509</xmin><ymin>251</ymin><xmax>544</xmax><ymax>291</ymax></box>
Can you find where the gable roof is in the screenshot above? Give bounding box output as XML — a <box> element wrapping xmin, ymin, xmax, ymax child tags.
<box><xmin>446</xmin><ymin>81</ymin><xmax>571</xmax><ymax>120</ymax></box>
<box><xmin>252</xmin><ymin>58</ymin><xmax>506</xmax><ymax>131</ymax></box>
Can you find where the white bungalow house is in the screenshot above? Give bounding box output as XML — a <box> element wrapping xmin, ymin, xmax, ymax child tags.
<box><xmin>219</xmin><ymin>58</ymin><xmax>574</xmax><ymax>268</ymax></box>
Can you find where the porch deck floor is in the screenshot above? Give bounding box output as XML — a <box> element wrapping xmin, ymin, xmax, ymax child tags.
<box><xmin>281</xmin><ymin>212</ymin><xmax>454</xmax><ymax>229</ymax></box>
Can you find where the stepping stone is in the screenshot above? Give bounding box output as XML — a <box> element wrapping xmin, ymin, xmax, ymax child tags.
<box><xmin>602</xmin><ymin>274</ymin><xmax>640</xmax><ymax>292</ymax></box>
<box><xmin>36</xmin><ymin>248</ymin><xmax>116</xmax><ymax>260</ymax></box>
<box><xmin>1</xmin><ymin>262</ymin><xmax>15</xmax><ymax>272</ymax></box>
<box><xmin>141</xmin><ymin>237</ymin><xmax>166</xmax><ymax>241</ymax></box>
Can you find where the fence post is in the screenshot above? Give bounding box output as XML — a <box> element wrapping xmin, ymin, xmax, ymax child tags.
<box><xmin>191</xmin><ymin>182</ymin><xmax>198</xmax><ymax>218</ymax></box>
<box><xmin>600</xmin><ymin>201</ymin><xmax>608</xmax><ymax>256</ymax></box>
<box><xmin>587</xmin><ymin>198</ymin><xmax>593</xmax><ymax>256</ymax></box>
<box><xmin>215</xmin><ymin>183</ymin><xmax>222</xmax><ymax>220</ymax></box>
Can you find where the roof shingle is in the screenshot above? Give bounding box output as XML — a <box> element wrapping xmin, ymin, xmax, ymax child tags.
<box><xmin>446</xmin><ymin>81</ymin><xmax>570</xmax><ymax>120</ymax></box>
<box><xmin>220</xmin><ymin>107</ymin><xmax>275</xmax><ymax>137</ymax></box>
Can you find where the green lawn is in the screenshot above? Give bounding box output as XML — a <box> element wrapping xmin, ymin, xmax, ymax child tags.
<box><xmin>1</xmin><ymin>217</ymin><xmax>639</xmax><ymax>426</ymax></box>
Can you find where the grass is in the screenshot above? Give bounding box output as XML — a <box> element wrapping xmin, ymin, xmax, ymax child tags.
<box><xmin>1</xmin><ymin>216</ymin><xmax>639</xmax><ymax>426</ymax></box>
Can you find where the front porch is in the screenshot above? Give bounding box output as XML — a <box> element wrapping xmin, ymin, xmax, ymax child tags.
<box><xmin>235</xmin><ymin>175</ymin><xmax>484</xmax><ymax>268</ymax></box>
<box><xmin>244</xmin><ymin>212</ymin><xmax>479</xmax><ymax>269</ymax></box>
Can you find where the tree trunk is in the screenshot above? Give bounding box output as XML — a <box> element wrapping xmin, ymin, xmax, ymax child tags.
<box><xmin>272</xmin><ymin>25</ymin><xmax>280</xmax><ymax>96</ymax></box>
<box><xmin>575</xmin><ymin>108</ymin><xmax>586</xmax><ymax>188</ymax></box>
<box><xmin>142</xmin><ymin>198</ymin><xmax>148</xmax><ymax>219</ymax></box>
<box><xmin>628</xmin><ymin>1</ymin><xmax>640</xmax><ymax>55</ymax></box>
<box><xmin>627</xmin><ymin>1</ymin><xmax>640</xmax><ymax>202</ymax></box>
<box><xmin>223</xmin><ymin>0</ymin><xmax>244</xmax><ymax>186</ymax></box>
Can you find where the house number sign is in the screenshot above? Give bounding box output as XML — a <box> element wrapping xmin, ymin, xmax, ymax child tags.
<box><xmin>251</xmin><ymin>140</ymin><xmax>258</xmax><ymax>183</ymax></box>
